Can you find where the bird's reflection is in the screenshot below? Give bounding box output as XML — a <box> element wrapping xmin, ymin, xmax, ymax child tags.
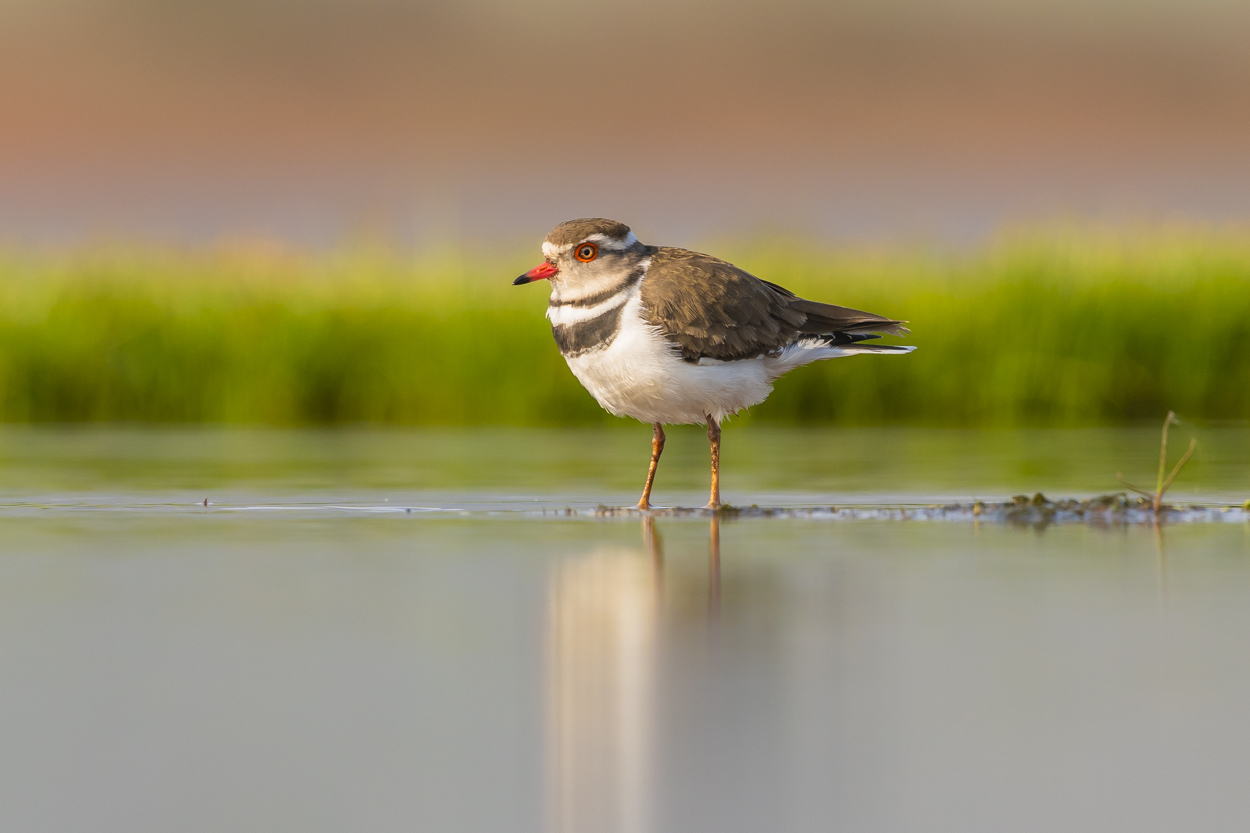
<box><xmin>642</xmin><ymin>516</ymin><xmax>664</xmax><ymax>598</ymax></box>
<box><xmin>708</xmin><ymin>516</ymin><xmax>721</xmax><ymax>618</ymax></box>
<box><xmin>545</xmin><ymin>515</ymin><xmax>721</xmax><ymax>833</ymax></box>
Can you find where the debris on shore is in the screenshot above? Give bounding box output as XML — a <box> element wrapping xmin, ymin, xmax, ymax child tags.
<box><xmin>595</xmin><ymin>493</ymin><xmax>1249</xmax><ymax>527</ymax></box>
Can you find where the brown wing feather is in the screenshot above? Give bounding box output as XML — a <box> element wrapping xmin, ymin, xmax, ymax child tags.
<box><xmin>640</xmin><ymin>248</ymin><xmax>908</xmax><ymax>362</ymax></box>
<box><xmin>789</xmin><ymin>298</ymin><xmax>911</xmax><ymax>337</ymax></box>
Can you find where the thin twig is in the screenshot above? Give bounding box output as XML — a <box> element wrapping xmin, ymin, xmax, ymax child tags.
<box><xmin>1138</xmin><ymin>411</ymin><xmax>1197</xmax><ymax>514</ymax></box>
<box><xmin>1118</xmin><ymin>412</ymin><xmax>1197</xmax><ymax>514</ymax></box>
<box><xmin>1156</xmin><ymin>411</ymin><xmax>1179</xmax><ymax>498</ymax></box>
<box><xmin>1156</xmin><ymin>437</ymin><xmax>1197</xmax><ymax>512</ymax></box>
<box><xmin>1116</xmin><ymin>473</ymin><xmax>1155</xmax><ymax>499</ymax></box>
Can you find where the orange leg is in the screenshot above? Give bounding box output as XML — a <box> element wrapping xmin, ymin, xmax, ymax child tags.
<box><xmin>705</xmin><ymin>415</ymin><xmax>721</xmax><ymax>509</ymax></box>
<box><xmin>637</xmin><ymin>422</ymin><xmax>666</xmax><ymax>510</ymax></box>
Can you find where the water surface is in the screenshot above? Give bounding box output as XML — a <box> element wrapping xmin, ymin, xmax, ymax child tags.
<box><xmin>2</xmin><ymin>424</ymin><xmax>1247</xmax><ymax>505</ymax></box>
<box><xmin>1</xmin><ymin>427</ymin><xmax>1248</xmax><ymax>831</ymax></box>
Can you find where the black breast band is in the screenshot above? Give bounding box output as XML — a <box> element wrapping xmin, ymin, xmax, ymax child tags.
<box><xmin>552</xmin><ymin>304</ymin><xmax>626</xmax><ymax>357</ymax></box>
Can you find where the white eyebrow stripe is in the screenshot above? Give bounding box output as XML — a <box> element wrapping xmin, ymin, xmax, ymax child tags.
<box><xmin>541</xmin><ymin>230</ymin><xmax>638</xmax><ymax>258</ymax></box>
<box><xmin>592</xmin><ymin>231</ymin><xmax>638</xmax><ymax>250</ymax></box>
<box><xmin>581</xmin><ymin>232</ymin><xmax>636</xmax><ymax>251</ymax></box>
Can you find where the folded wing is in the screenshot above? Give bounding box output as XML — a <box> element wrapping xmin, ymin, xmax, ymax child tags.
<box><xmin>640</xmin><ymin>248</ymin><xmax>909</xmax><ymax>363</ymax></box>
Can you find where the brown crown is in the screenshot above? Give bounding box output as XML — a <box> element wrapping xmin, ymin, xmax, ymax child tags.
<box><xmin>545</xmin><ymin>218</ymin><xmax>631</xmax><ymax>247</ymax></box>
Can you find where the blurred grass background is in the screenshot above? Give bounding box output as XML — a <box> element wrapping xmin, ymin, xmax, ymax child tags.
<box><xmin>1</xmin><ymin>228</ymin><xmax>1247</xmax><ymax>427</ymax></box>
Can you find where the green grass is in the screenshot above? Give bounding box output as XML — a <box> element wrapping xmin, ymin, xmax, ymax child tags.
<box><xmin>1</xmin><ymin>229</ymin><xmax>1248</xmax><ymax>426</ymax></box>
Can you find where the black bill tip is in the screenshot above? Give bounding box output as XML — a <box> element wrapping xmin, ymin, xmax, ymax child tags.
<box><xmin>512</xmin><ymin>275</ymin><xmax>531</xmax><ymax>285</ymax></box>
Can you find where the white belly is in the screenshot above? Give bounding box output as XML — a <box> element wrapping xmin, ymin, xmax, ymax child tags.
<box><xmin>563</xmin><ymin>297</ymin><xmax>775</xmax><ymax>425</ymax></box>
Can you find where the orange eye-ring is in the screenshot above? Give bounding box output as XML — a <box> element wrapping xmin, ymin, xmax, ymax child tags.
<box><xmin>574</xmin><ymin>242</ymin><xmax>598</xmax><ymax>262</ymax></box>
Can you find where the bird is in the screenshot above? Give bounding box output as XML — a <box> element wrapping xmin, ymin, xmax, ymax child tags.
<box><xmin>513</xmin><ymin>218</ymin><xmax>914</xmax><ymax>510</ymax></box>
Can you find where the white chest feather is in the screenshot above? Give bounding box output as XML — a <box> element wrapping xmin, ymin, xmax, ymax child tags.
<box><xmin>561</xmin><ymin>296</ymin><xmax>775</xmax><ymax>425</ymax></box>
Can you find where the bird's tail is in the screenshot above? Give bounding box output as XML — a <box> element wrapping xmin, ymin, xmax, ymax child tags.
<box><xmin>769</xmin><ymin>335</ymin><xmax>916</xmax><ymax>375</ymax></box>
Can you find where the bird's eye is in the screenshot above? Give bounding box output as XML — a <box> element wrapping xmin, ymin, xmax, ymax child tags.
<box><xmin>575</xmin><ymin>243</ymin><xmax>598</xmax><ymax>262</ymax></box>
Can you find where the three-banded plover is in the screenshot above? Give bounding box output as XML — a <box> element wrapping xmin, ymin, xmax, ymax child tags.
<box><xmin>514</xmin><ymin>218</ymin><xmax>915</xmax><ymax>510</ymax></box>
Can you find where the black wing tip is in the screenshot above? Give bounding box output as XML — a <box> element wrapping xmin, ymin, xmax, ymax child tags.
<box><xmin>818</xmin><ymin>330</ymin><xmax>920</xmax><ymax>346</ymax></box>
<box><xmin>818</xmin><ymin>332</ymin><xmax>882</xmax><ymax>346</ymax></box>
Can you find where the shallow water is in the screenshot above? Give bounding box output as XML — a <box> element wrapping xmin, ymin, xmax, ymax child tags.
<box><xmin>1</xmin><ymin>427</ymin><xmax>1249</xmax><ymax>832</ymax></box>
<box><xmin>2</xmin><ymin>424</ymin><xmax>1248</xmax><ymax>506</ymax></box>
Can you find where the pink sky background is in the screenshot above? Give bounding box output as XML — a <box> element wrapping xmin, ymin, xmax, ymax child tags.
<box><xmin>3</xmin><ymin>0</ymin><xmax>1249</xmax><ymax>248</ymax></box>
